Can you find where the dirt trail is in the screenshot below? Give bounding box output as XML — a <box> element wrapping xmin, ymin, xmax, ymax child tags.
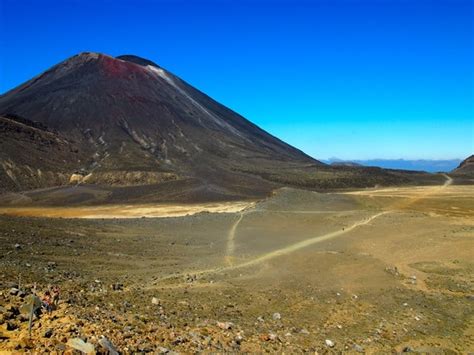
<box><xmin>154</xmin><ymin>175</ymin><xmax>453</xmax><ymax>285</ymax></box>
<box><xmin>151</xmin><ymin>211</ymin><xmax>388</xmax><ymax>286</ymax></box>
<box><xmin>346</xmin><ymin>174</ymin><xmax>453</xmax><ymax>198</ymax></box>
<box><xmin>224</xmin><ymin>212</ymin><xmax>246</xmax><ymax>266</ymax></box>
<box><xmin>223</xmin><ymin>210</ymin><xmax>359</xmax><ymax>266</ymax></box>
<box><xmin>222</xmin><ymin>210</ymin><xmax>388</xmax><ymax>271</ymax></box>
<box><xmin>391</xmin><ymin>173</ymin><xmax>452</xmax><ymax>210</ymax></box>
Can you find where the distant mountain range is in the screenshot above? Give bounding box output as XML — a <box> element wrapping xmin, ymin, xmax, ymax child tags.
<box><xmin>324</xmin><ymin>158</ymin><xmax>463</xmax><ymax>173</ymax></box>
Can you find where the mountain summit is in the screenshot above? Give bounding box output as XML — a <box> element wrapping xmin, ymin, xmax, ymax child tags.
<box><xmin>0</xmin><ymin>52</ymin><xmax>434</xmax><ymax>202</ymax></box>
<box><xmin>0</xmin><ymin>52</ymin><xmax>321</xmax><ymax>197</ymax></box>
<box><xmin>0</xmin><ymin>52</ymin><xmax>314</xmax><ymax>165</ymax></box>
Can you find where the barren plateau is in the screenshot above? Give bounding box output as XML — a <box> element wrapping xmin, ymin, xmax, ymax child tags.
<box><xmin>0</xmin><ymin>176</ymin><xmax>473</xmax><ymax>352</ymax></box>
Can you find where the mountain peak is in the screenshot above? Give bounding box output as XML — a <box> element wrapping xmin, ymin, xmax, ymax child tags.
<box><xmin>77</xmin><ymin>51</ymin><xmax>101</xmax><ymax>58</ymax></box>
<box><xmin>116</xmin><ymin>54</ymin><xmax>161</xmax><ymax>68</ymax></box>
<box><xmin>59</xmin><ymin>52</ymin><xmax>160</xmax><ymax>72</ymax></box>
<box><xmin>65</xmin><ymin>51</ymin><xmax>101</xmax><ymax>65</ymax></box>
<box><xmin>0</xmin><ymin>51</ymin><xmax>322</xmax><ymax>198</ymax></box>
<box><xmin>59</xmin><ymin>52</ymin><xmax>160</xmax><ymax>79</ymax></box>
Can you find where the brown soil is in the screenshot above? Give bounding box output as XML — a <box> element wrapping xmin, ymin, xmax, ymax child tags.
<box><xmin>0</xmin><ymin>177</ymin><xmax>473</xmax><ymax>353</ymax></box>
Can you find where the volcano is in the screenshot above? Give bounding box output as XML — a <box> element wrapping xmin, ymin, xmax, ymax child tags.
<box><xmin>0</xmin><ymin>53</ymin><xmax>322</xmax><ymax>198</ymax></box>
<box><xmin>0</xmin><ymin>52</ymin><xmax>434</xmax><ymax>203</ymax></box>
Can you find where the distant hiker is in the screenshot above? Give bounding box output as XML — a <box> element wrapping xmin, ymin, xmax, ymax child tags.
<box><xmin>42</xmin><ymin>290</ymin><xmax>53</xmax><ymax>313</ymax></box>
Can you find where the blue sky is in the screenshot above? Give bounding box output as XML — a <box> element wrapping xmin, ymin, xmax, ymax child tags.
<box><xmin>1</xmin><ymin>0</ymin><xmax>472</xmax><ymax>160</ymax></box>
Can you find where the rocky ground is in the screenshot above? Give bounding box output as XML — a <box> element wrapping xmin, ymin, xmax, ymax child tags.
<box><xmin>0</xmin><ymin>183</ymin><xmax>473</xmax><ymax>353</ymax></box>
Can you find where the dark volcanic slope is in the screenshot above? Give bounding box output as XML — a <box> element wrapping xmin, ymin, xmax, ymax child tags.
<box><xmin>0</xmin><ymin>114</ymin><xmax>87</xmax><ymax>192</ymax></box>
<box><xmin>0</xmin><ymin>52</ymin><xmax>444</xmax><ymax>202</ymax></box>
<box><xmin>0</xmin><ymin>53</ymin><xmax>321</xmax><ymax>195</ymax></box>
<box><xmin>451</xmin><ymin>155</ymin><xmax>474</xmax><ymax>176</ymax></box>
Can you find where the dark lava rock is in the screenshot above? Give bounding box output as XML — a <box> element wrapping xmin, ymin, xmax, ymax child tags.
<box><xmin>6</xmin><ymin>321</ymin><xmax>18</xmax><ymax>330</ymax></box>
<box><xmin>44</xmin><ymin>329</ymin><xmax>53</xmax><ymax>338</ymax></box>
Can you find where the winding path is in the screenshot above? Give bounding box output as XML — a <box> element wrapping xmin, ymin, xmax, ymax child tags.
<box><xmin>224</xmin><ymin>212</ymin><xmax>246</xmax><ymax>266</ymax></box>
<box><xmin>223</xmin><ymin>210</ymin><xmax>359</xmax><ymax>266</ymax></box>
<box><xmin>152</xmin><ymin>175</ymin><xmax>453</xmax><ymax>285</ymax></box>
<box><xmin>221</xmin><ymin>210</ymin><xmax>387</xmax><ymax>271</ymax></box>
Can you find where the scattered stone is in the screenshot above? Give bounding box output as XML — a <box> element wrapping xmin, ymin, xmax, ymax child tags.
<box><xmin>111</xmin><ymin>283</ymin><xmax>124</xmax><ymax>291</ymax></box>
<box><xmin>67</xmin><ymin>338</ymin><xmax>95</xmax><ymax>354</ymax></box>
<box><xmin>98</xmin><ymin>336</ymin><xmax>119</xmax><ymax>355</ymax></box>
<box><xmin>325</xmin><ymin>339</ymin><xmax>335</xmax><ymax>347</ymax></box>
<box><xmin>9</xmin><ymin>288</ymin><xmax>19</xmax><ymax>296</ymax></box>
<box><xmin>414</xmin><ymin>316</ymin><xmax>421</xmax><ymax>321</ymax></box>
<box><xmin>385</xmin><ymin>266</ymin><xmax>399</xmax><ymax>276</ymax></box>
<box><xmin>300</xmin><ymin>328</ymin><xmax>310</xmax><ymax>335</ymax></box>
<box><xmin>260</xmin><ymin>333</ymin><xmax>274</xmax><ymax>341</ymax></box>
<box><xmin>15</xmin><ymin>335</ymin><xmax>33</xmax><ymax>349</ymax></box>
<box><xmin>6</xmin><ymin>321</ymin><xmax>18</xmax><ymax>331</ymax></box>
<box><xmin>403</xmin><ymin>302</ymin><xmax>409</xmax><ymax>306</ymax></box>
<box><xmin>257</xmin><ymin>316</ymin><xmax>264</xmax><ymax>322</ymax></box>
<box><xmin>235</xmin><ymin>334</ymin><xmax>243</xmax><ymax>345</ymax></box>
<box><xmin>151</xmin><ymin>297</ymin><xmax>161</xmax><ymax>305</ymax></box>
<box><xmin>268</xmin><ymin>333</ymin><xmax>278</xmax><ymax>341</ymax></box>
<box><xmin>216</xmin><ymin>321</ymin><xmax>233</xmax><ymax>330</ymax></box>
<box><xmin>14</xmin><ymin>244</ymin><xmax>21</xmax><ymax>250</ymax></box>
<box><xmin>6</xmin><ymin>305</ymin><xmax>19</xmax><ymax>316</ymax></box>
<box><xmin>353</xmin><ymin>343</ymin><xmax>364</xmax><ymax>352</ymax></box>
<box><xmin>272</xmin><ymin>312</ymin><xmax>281</xmax><ymax>320</ymax></box>
<box><xmin>336</xmin><ymin>324</ymin><xmax>342</xmax><ymax>329</ymax></box>
<box><xmin>185</xmin><ymin>274</ymin><xmax>197</xmax><ymax>283</ymax></box>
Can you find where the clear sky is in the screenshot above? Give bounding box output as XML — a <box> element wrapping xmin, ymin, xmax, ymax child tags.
<box><xmin>1</xmin><ymin>0</ymin><xmax>472</xmax><ymax>160</ymax></box>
